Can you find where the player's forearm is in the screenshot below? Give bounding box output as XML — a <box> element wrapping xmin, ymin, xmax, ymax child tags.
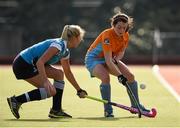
<box><xmin>116</xmin><ymin>50</ymin><xmax>125</xmax><ymax>60</ymax></box>
<box><xmin>65</xmin><ymin>71</ymin><xmax>81</xmax><ymax>91</ymax></box>
<box><xmin>106</xmin><ymin>61</ymin><xmax>122</xmax><ymax>76</ymax></box>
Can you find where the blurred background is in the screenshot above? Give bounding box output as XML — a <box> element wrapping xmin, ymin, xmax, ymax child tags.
<box><xmin>0</xmin><ymin>0</ymin><xmax>180</xmax><ymax>65</ymax></box>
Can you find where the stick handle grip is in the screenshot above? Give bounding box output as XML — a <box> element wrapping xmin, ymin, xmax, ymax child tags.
<box><xmin>85</xmin><ymin>95</ymin><xmax>108</xmax><ymax>104</ymax></box>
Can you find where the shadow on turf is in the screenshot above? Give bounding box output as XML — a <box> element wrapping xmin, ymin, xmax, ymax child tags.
<box><xmin>4</xmin><ymin>118</ymin><xmax>69</xmax><ymax>122</ymax></box>
<box><xmin>4</xmin><ymin>116</ymin><xmax>137</xmax><ymax>122</ymax></box>
<box><xmin>76</xmin><ymin>116</ymin><xmax>137</xmax><ymax>121</ymax></box>
<box><xmin>5</xmin><ymin>116</ymin><xmax>137</xmax><ymax>122</ymax></box>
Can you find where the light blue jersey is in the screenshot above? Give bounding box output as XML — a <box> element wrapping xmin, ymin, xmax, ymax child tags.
<box><xmin>20</xmin><ymin>38</ymin><xmax>70</xmax><ymax>65</ymax></box>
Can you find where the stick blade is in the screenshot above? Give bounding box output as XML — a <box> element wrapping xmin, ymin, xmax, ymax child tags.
<box><xmin>150</xmin><ymin>108</ymin><xmax>157</xmax><ymax>117</ymax></box>
<box><xmin>144</xmin><ymin>108</ymin><xmax>157</xmax><ymax>118</ymax></box>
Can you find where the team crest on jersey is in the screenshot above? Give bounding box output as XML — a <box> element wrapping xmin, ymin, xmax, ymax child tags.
<box><xmin>104</xmin><ymin>38</ymin><xmax>110</xmax><ymax>45</ymax></box>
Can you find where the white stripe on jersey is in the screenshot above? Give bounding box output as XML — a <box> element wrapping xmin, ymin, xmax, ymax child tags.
<box><xmin>50</xmin><ymin>43</ymin><xmax>62</xmax><ymax>51</ymax></box>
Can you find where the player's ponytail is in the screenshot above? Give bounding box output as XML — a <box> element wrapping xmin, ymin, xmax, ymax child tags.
<box><xmin>61</xmin><ymin>25</ymin><xmax>85</xmax><ymax>41</ymax></box>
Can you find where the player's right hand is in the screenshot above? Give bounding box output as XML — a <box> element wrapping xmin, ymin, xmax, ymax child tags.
<box><xmin>77</xmin><ymin>89</ymin><xmax>88</xmax><ymax>98</ymax></box>
<box><xmin>118</xmin><ymin>75</ymin><xmax>127</xmax><ymax>86</ymax></box>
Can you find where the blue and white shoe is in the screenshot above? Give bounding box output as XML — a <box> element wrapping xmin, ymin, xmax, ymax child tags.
<box><xmin>131</xmin><ymin>104</ymin><xmax>150</xmax><ymax>114</ymax></box>
<box><xmin>104</xmin><ymin>111</ymin><xmax>114</xmax><ymax>117</ymax></box>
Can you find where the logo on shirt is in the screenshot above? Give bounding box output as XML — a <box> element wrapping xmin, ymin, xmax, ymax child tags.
<box><xmin>104</xmin><ymin>38</ymin><xmax>110</xmax><ymax>45</ymax></box>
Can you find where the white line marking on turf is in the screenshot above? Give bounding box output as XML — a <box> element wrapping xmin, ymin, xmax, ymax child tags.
<box><xmin>152</xmin><ymin>65</ymin><xmax>180</xmax><ymax>102</ymax></box>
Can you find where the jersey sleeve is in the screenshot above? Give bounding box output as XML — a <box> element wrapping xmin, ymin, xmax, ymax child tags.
<box><xmin>101</xmin><ymin>31</ymin><xmax>112</xmax><ymax>53</ymax></box>
<box><xmin>50</xmin><ymin>42</ymin><xmax>62</xmax><ymax>51</ymax></box>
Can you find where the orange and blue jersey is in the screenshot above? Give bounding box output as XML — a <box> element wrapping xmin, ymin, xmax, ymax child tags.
<box><xmin>85</xmin><ymin>28</ymin><xmax>129</xmax><ymax>75</ymax></box>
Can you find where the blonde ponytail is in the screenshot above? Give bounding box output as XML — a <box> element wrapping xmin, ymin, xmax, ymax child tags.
<box><xmin>61</xmin><ymin>25</ymin><xmax>85</xmax><ymax>41</ymax></box>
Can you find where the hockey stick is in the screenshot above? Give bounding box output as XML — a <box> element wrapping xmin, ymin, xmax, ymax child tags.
<box><xmin>124</xmin><ymin>82</ymin><xmax>142</xmax><ymax>118</ymax></box>
<box><xmin>85</xmin><ymin>95</ymin><xmax>157</xmax><ymax>118</ymax></box>
<box><xmin>114</xmin><ymin>59</ymin><xmax>142</xmax><ymax>117</ymax></box>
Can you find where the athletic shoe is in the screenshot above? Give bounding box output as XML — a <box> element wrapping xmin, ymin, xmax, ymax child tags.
<box><xmin>7</xmin><ymin>96</ymin><xmax>22</xmax><ymax>119</ymax></box>
<box><xmin>104</xmin><ymin>111</ymin><xmax>114</xmax><ymax>117</ymax></box>
<box><xmin>48</xmin><ymin>108</ymin><xmax>72</xmax><ymax>118</ymax></box>
<box><xmin>139</xmin><ymin>104</ymin><xmax>150</xmax><ymax>112</ymax></box>
<box><xmin>131</xmin><ymin>104</ymin><xmax>150</xmax><ymax>114</ymax></box>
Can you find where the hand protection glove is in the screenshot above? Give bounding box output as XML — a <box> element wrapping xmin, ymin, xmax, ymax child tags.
<box><xmin>77</xmin><ymin>89</ymin><xmax>88</xmax><ymax>98</ymax></box>
<box><xmin>118</xmin><ymin>75</ymin><xmax>127</xmax><ymax>86</ymax></box>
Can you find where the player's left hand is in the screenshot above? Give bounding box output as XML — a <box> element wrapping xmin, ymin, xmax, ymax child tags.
<box><xmin>77</xmin><ymin>89</ymin><xmax>88</xmax><ymax>98</ymax></box>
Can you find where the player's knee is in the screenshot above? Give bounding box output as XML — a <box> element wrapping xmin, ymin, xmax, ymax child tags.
<box><xmin>54</xmin><ymin>69</ymin><xmax>64</xmax><ymax>80</ymax></box>
<box><xmin>51</xmin><ymin>89</ymin><xmax>56</xmax><ymax>96</ymax></box>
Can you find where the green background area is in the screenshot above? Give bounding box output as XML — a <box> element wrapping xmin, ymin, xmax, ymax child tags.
<box><xmin>0</xmin><ymin>66</ymin><xmax>179</xmax><ymax>127</ymax></box>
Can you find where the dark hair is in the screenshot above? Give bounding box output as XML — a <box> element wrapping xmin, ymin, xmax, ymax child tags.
<box><xmin>110</xmin><ymin>12</ymin><xmax>133</xmax><ymax>32</ymax></box>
